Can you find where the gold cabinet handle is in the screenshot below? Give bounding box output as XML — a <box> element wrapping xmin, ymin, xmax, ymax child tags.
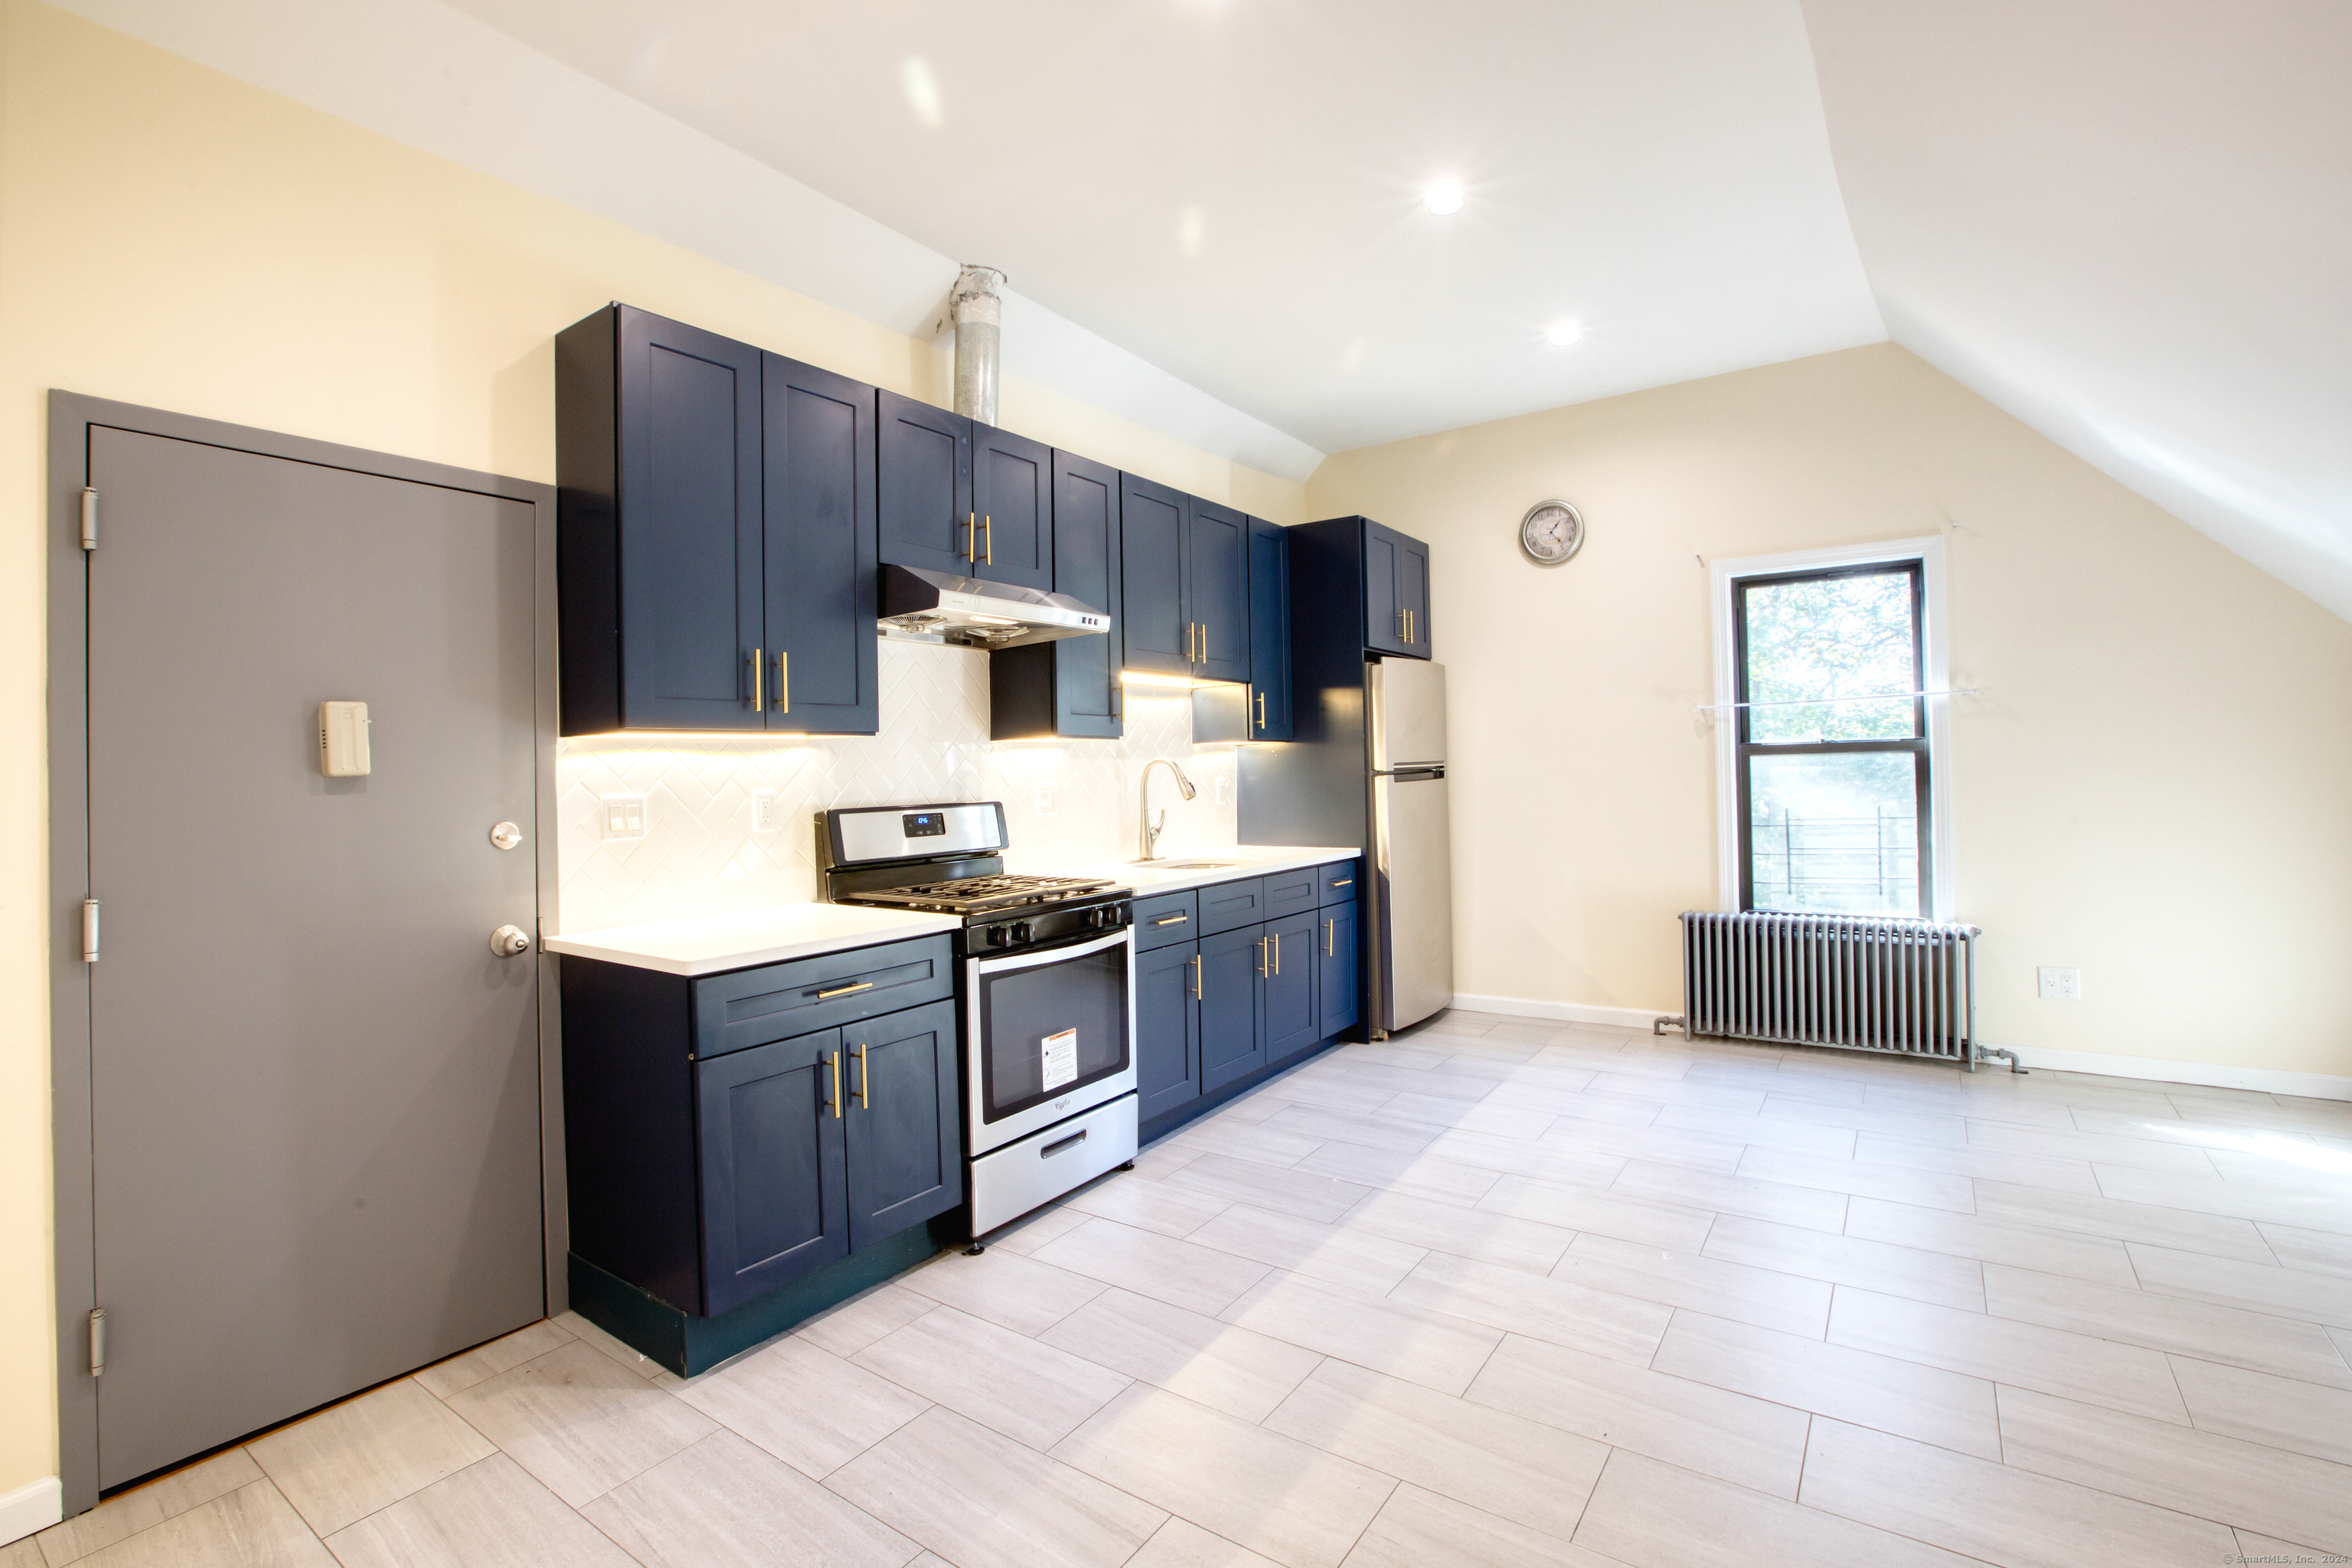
<box><xmin>775</xmin><ymin>649</ymin><xmax>789</xmax><ymax>714</ymax></box>
<box><xmin>827</xmin><ymin>1050</ymin><xmax>842</xmax><ymax>1119</ymax></box>
<box><xmin>1152</xmin><ymin>913</ymin><xmax>1188</xmax><ymax>926</ymax></box>
<box><xmin>816</xmin><ymin>981</ymin><xmax>874</xmax><ymax>999</ymax></box>
<box><xmin>752</xmin><ymin>646</ymin><xmax>764</xmax><ymax>711</ymax></box>
<box><xmin>1191</xmin><ymin>953</ymin><xmax>1202</xmax><ymax>998</ymax></box>
<box><xmin>1256</xmin><ymin>691</ymin><xmax>1266</xmax><ymax>730</ymax></box>
<box><xmin>1200</xmin><ymin>622</ymin><xmax>1209</xmax><ymax>663</ymax></box>
<box><xmin>853</xmin><ymin>1042</ymin><xmax>871</xmax><ymax>1109</ymax></box>
<box><xmin>965</xmin><ymin>511</ymin><xmax>976</xmax><ymax>562</ymax></box>
<box><xmin>1397</xmin><ymin>607</ymin><xmax>1406</xmax><ymax>640</ymax></box>
<box><xmin>1271</xmin><ymin>931</ymin><xmax>1281</xmax><ymax>975</ymax></box>
<box><xmin>1256</xmin><ymin>936</ymin><xmax>1269</xmax><ymax>978</ymax></box>
<box><xmin>1331</xmin><ymin>877</ymin><xmax>1353</xmax><ymax>887</ymax></box>
<box><xmin>1325</xmin><ymin>917</ymin><xmax>1336</xmax><ymax>956</ymax></box>
<box><xmin>983</xmin><ymin>514</ymin><xmax>992</xmax><ymax>565</ymax></box>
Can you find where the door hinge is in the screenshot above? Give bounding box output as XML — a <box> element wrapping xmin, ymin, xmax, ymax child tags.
<box><xmin>82</xmin><ymin>899</ymin><xmax>100</xmax><ymax>963</ymax></box>
<box><xmin>80</xmin><ymin>488</ymin><xmax>98</xmax><ymax>550</ymax></box>
<box><xmin>88</xmin><ymin>1308</ymin><xmax>106</xmax><ymax>1377</ymax></box>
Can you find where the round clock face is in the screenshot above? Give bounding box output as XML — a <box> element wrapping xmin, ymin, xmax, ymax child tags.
<box><xmin>1521</xmin><ymin>500</ymin><xmax>1585</xmax><ymax>564</ymax></box>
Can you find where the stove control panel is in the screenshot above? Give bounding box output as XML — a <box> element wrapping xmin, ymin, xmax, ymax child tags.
<box><xmin>975</xmin><ymin>903</ymin><xmax>1128</xmax><ymax>950</ymax></box>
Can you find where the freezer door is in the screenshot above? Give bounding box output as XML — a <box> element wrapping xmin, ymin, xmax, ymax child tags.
<box><xmin>1373</xmin><ymin>768</ymin><xmax>1455</xmax><ymax>1031</ymax></box>
<box><xmin>1370</xmin><ymin>658</ymin><xmax>1448</xmax><ymax>769</ymax></box>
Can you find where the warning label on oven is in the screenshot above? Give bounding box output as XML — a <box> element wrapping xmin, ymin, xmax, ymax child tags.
<box><xmin>1041</xmin><ymin>1028</ymin><xmax>1079</xmax><ymax>1092</ymax></box>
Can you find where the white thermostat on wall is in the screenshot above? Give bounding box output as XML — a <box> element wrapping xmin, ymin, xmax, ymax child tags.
<box><xmin>318</xmin><ymin>701</ymin><xmax>371</xmax><ymax>776</ymax></box>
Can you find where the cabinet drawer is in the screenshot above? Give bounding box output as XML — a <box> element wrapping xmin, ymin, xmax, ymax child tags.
<box><xmin>1318</xmin><ymin>861</ymin><xmax>1361</xmax><ymax>906</ymax></box>
<box><xmin>1263</xmin><ymin>867</ymin><xmax>1318</xmax><ymax>921</ymax></box>
<box><xmin>694</xmin><ymin>935</ymin><xmax>954</xmax><ymax>1060</ymax></box>
<box><xmin>1133</xmin><ymin>889</ymin><xmax>1200</xmax><ymax>953</ymax></box>
<box><xmin>1197</xmin><ymin>877</ymin><xmax>1269</xmax><ymax>936</ymax></box>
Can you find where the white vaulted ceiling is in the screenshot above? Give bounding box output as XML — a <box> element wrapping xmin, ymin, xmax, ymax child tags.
<box><xmin>53</xmin><ymin>0</ymin><xmax>2352</xmax><ymax>615</ymax></box>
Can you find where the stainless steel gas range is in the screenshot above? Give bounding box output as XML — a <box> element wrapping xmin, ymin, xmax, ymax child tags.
<box><xmin>818</xmin><ymin>802</ymin><xmax>1138</xmax><ymax>1240</ymax></box>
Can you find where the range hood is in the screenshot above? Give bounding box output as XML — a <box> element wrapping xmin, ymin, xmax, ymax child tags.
<box><xmin>879</xmin><ymin>564</ymin><xmax>1112</xmax><ymax>650</ymax></box>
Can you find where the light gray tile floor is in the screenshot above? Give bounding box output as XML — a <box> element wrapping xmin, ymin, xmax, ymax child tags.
<box><xmin>28</xmin><ymin>1014</ymin><xmax>2352</xmax><ymax>1566</ymax></box>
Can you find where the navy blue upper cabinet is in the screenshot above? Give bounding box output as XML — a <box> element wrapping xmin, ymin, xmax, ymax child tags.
<box><xmin>1120</xmin><ymin>474</ymin><xmax>1191</xmax><ymax>677</ymax></box>
<box><xmin>877</xmin><ymin>390</ymin><xmax>975</xmax><ymax>577</ymax></box>
<box><xmin>989</xmin><ymin>450</ymin><xmax>1123</xmax><ymax>739</ymax></box>
<box><xmin>1188</xmin><ymin>498</ymin><xmax>1251</xmax><ymax>684</ymax></box>
<box><xmin>1247</xmin><ymin>518</ymin><xmax>1293</xmax><ymax>740</ymax></box>
<box><xmin>969</xmin><ymin>424</ymin><xmax>1053</xmax><ymax>592</ymax></box>
<box><xmin>763</xmin><ymin>354</ymin><xmax>878</xmax><ymax>735</ymax></box>
<box><xmin>1364</xmin><ymin>519</ymin><xmax>1431</xmax><ymax>658</ymax></box>
<box><xmin>557</xmin><ymin>304</ymin><xmax>766</xmax><ymax>733</ymax></box>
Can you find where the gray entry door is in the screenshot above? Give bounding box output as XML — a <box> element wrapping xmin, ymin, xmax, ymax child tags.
<box><xmin>87</xmin><ymin>426</ymin><xmax>544</xmax><ymax>1488</ymax></box>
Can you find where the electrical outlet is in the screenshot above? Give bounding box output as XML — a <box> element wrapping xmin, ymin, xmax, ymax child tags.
<box><xmin>1215</xmin><ymin>773</ymin><xmax>1231</xmax><ymax>806</ymax></box>
<box><xmin>1035</xmin><ymin>784</ymin><xmax>1058</xmax><ymax>815</ymax></box>
<box><xmin>599</xmin><ymin>795</ymin><xmax>647</xmax><ymax>841</ymax></box>
<box><xmin>750</xmin><ymin>791</ymin><xmax>779</xmax><ymax>833</ymax></box>
<box><xmin>2037</xmin><ymin>966</ymin><xmax>2082</xmax><ymax>1001</ymax></box>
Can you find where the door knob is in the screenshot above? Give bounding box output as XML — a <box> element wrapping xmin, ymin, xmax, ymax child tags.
<box><xmin>489</xmin><ymin>925</ymin><xmax>531</xmax><ymax>958</ymax></box>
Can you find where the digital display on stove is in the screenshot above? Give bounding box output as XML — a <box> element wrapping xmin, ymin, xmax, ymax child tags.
<box><xmin>902</xmin><ymin>812</ymin><xmax>946</xmax><ymax>837</ymax></box>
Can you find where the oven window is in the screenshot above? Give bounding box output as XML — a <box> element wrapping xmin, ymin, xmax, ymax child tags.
<box><xmin>978</xmin><ymin>943</ymin><xmax>1130</xmax><ymax>1124</ymax></box>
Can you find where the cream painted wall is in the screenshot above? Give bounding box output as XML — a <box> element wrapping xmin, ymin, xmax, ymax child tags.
<box><xmin>0</xmin><ymin>0</ymin><xmax>1301</xmax><ymax>1497</ymax></box>
<box><xmin>1308</xmin><ymin>343</ymin><xmax>2352</xmax><ymax>1080</ymax></box>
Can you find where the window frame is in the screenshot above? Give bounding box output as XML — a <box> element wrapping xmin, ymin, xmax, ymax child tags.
<box><xmin>1709</xmin><ymin>537</ymin><xmax>1955</xmax><ymax>922</ymax></box>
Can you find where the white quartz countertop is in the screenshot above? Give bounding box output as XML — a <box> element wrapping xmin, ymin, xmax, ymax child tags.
<box><xmin>544</xmin><ymin>903</ymin><xmax>963</xmax><ymax>978</ymax></box>
<box><xmin>1009</xmin><ymin>844</ymin><xmax>1361</xmax><ymax>897</ymax></box>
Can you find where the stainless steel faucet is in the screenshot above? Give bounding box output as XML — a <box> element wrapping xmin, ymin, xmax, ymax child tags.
<box><xmin>1135</xmin><ymin>759</ymin><xmax>1197</xmax><ymax>862</ymax></box>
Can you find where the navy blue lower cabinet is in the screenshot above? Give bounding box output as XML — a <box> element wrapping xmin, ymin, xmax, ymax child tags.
<box><xmin>1199</xmin><ymin>924</ymin><xmax>1268</xmax><ymax>1092</ymax></box>
<box><xmin>1135</xmin><ymin>941</ymin><xmax>1202</xmax><ymax>1119</ymax></box>
<box><xmin>694</xmin><ymin>1027</ymin><xmax>851</xmax><ymax>1317</ymax></box>
<box><xmin>1318</xmin><ymin>900</ymin><xmax>1361</xmax><ymax>1040</ymax></box>
<box><xmin>1263</xmin><ymin>910</ymin><xmax>1320</xmax><ymax>1063</ymax></box>
<box><xmin>841</xmin><ymin>998</ymin><xmax>962</xmax><ymax>1250</ymax></box>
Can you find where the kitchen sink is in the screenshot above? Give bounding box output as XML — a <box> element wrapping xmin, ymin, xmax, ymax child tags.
<box><xmin>1133</xmin><ymin>859</ymin><xmax>1245</xmax><ymax>870</ymax></box>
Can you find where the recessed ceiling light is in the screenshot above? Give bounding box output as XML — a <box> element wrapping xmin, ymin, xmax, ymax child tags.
<box><xmin>1423</xmin><ymin>182</ymin><xmax>1463</xmax><ymax>217</ymax></box>
<box><xmin>1548</xmin><ymin>322</ymin><xmax>1581</xmax><ymax>346</ymax></box>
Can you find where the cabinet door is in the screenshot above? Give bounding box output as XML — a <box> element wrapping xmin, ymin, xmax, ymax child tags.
<box><xmin>1198</xmin><ymin>924</ymin><xmax>1267</xmax><ymax>1093</ymax></box>
<box><xmin>971</xmin><ymin>423</ymin><xmax>1053</xmax><ymax>592</ymax></box>
<box><xmin>763</xmin><ymin>354</ymin><xmax>878</xmax><ymax>734</ymax></box>
<box><xmin>1119</xmin><ymin>474</ymin><xmax>1191</xmax><ymax>677</ymax></box>
<box><xmin>1135</xmin><ymin>941</ymin><xmax>1201</xmax><ymax>1120</ymax></box>
<box><xmin>1317</xmin><ymin>901</ymin><xmax>1361</xmax><ymax>1040</ymax></box>
<box><xmin>1246</xmin><ymin>518</ymin><xmax>1293</xmax><ymax>739</ymax></box>
<box><xmin>1364</xmin><ymin>519</ymin><xmax>1410</xmax><ymax>655</ymax></box>
<box><xmin>1397</xmin><ymin>534</ymin><xmax>1431</xmax><ymax>657</ymax></box>
<box><xmin>696</xmin><ymin>1028</ymin><xmax>849</xmax><ymax>1316</ymax></box>
<box><xmin>841</xmin><ymin>999</ymin><xmax>962</xmax><ymax>1250</ymax></box>
<box><xmin>1188</xmin><ymin>498</ymin><xmax>1251</xmax><ymax>683</ymax></box>
<box><xmin>1263</xmin><ymin>910</ymin><xmax>1320</xmax><ymax>1064</ymax></box>
<box><xmin>617</xmin><ymin>306</ymin><xmax>766</xmax><ymax>730</ymax></box>
<box><xmin>877</xmin><ymin>390</ymin><xmax>974</xmax><ymax>576</ymax></box>
<box><xmin>1050</xmin><ymin>450</ymin><xmax>1122</xmax><ymax>737</ymax></box>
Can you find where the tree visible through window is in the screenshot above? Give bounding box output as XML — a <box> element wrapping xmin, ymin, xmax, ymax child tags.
<box><xmin>1736</xmin><ymin>563</ymin><xmax>1929</xmax><ymax>917</ymax></box>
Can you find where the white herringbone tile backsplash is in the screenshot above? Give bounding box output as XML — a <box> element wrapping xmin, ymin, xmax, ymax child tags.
<box><xmin>556</xmin><ymin>638</ymin><xmax>1242</xmax><ymax>932</ymax></box>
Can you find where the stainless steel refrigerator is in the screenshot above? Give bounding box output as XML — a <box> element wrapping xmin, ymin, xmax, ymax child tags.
<box><xmin>1367</xmin><ymin>658</ymin><xmax>1454</xmax><ymax>1032</ymax></box>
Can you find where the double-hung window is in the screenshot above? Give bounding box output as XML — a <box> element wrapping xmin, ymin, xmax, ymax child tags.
<box><xmin>1711</xmin><ymin>540</ymin><xmax>1952</xmax><ymax>921</ymax></box>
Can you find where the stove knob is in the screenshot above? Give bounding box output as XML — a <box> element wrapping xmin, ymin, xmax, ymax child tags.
<box><xmin>985</xmin><ymin>924</ymin><xmax>1011</xmax><ymax>948</ymax></box>
<box><xmin>1011</xmin><ymin>921</ymin><xmax>1034</xmax><ymax>945</ymax></box>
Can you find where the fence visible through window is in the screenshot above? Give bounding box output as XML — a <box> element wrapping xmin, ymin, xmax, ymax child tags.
<box><xmin>1746</xmin><ymin>804</ymin><xmax>1920</xmax><ymax>915</ymax></box>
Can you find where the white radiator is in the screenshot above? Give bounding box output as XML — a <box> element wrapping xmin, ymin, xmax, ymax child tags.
<box><xmin>1671</xmin><ymin>911</ymin><xmax>2001</xmax><ymax>1068</ymax></box>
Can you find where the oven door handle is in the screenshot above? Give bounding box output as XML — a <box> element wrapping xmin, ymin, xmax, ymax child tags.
<box><xmin>967</xmin><ymin>926</ymin><xmax>1133</xmax><ymax>975</ymax></box>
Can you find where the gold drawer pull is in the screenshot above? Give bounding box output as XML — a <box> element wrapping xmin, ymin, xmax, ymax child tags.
<box><xmin>1152</xmin><ymin>913</ymin><xmax>1189</xmax><ymax>926</ymax></box>
<box><xmin>816</xmin><ymin>981</ymin><xmax>874</xmax><ymax>1000</ymax></box>
<box><xmin>1330</xmin><ymin>878</ymin><xmax>1353</xmax><ymax>887</ymax></box>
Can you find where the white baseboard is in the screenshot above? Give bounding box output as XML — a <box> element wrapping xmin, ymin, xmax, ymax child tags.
<box><xmin>1448</xmin><ymin>994</ymin><xmax>1672</xmax><ymax>1033</ymax></box>
<box><xmin>0</xmin><ymin>1475</ymin><xmax>61</xmax><ymax>1547</ymax></box>
<box><xmin>1446</xmin><ymin>995</ymin><xmax>2352</xmax><ymax>1103</ymax></box>
<box><xmin>1995</xmin><ymin>1045</ymin><xmax>2352</xmax><ymax>1103</ymax></box>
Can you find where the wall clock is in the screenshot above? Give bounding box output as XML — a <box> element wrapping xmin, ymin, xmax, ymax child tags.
<box><xmin>1520</xmin><ymin>499</ymin><xmax>1585</xmax><ymax>565</ymax></box>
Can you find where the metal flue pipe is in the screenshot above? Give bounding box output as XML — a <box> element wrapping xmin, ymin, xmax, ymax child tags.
<box><xmin>949</xmin><ymin>264</ymin><xmax>1006</xmax><ymax>425</ymax></box>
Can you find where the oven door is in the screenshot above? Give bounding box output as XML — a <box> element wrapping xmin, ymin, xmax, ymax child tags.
<box><xmin>965</xmin><ymin>928</ymin><xmax>1136</xmax><ymax>1156</ymax></box>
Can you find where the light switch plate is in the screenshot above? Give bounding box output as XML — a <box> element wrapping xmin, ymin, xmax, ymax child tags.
<box><xmin>600</xmin><ymin>795</ymin><xmax>647</xmax><ymax>841</ymax></box>
<box><xmin>1035</xmin><ymin>784</ymin><xmax>1057</xmax><ymax>815</ymax></box>
<box><xmin>2037</xmin><ymin>966</ymin><xmax>2082</xmax><ymax>1001</ymax></box>
<box><xmin>751</xmin><ymin>791</ymin><xmax>779</xmax><ymax>833</ymax></box>
<box><xmin>318</xmin><ymin>701</ymin><xmax>371</xmax><ymax>776</ymax></box>
<box><xmin>1214</xmin><ymin>773</ymin><xmax>1231</xmax><ymax>806</ymax></box>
